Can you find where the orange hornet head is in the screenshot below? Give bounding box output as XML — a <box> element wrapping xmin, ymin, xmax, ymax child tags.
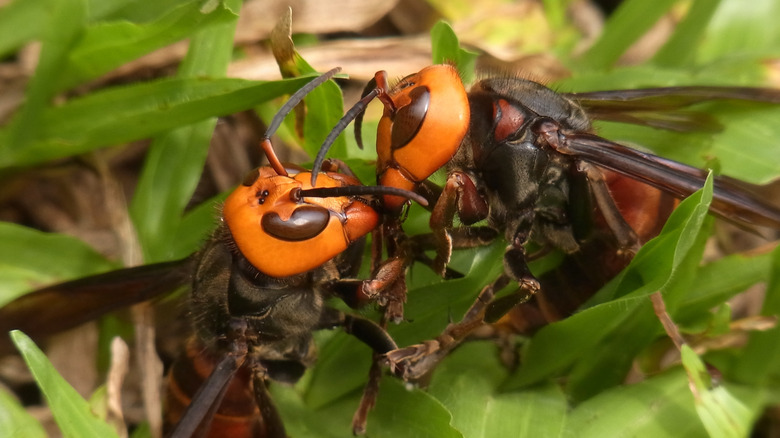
<box><xmin>223</xmin><ymin>167</ymin><xmax>379</xmax><ymax>278</ymax></box>
<box><xmin>376</xmin><ymin>65</ymin><xmax>470</xmax><ymax>209</ymax></box>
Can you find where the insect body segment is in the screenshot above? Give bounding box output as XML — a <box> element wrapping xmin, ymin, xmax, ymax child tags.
<box><xmin>0</xmin><ymin>67</ymin><xmax>433</xmax><ymax>437</ymax></box>
<box><xmin>224</xmin><ymin>167</ymin><xmax>379</xmax><ymax>278</ymax></box>
<box><xmin>373</xmin><ymin>65</ymin><xmax>470</xmax><ymax>209</ymax></box>
<box><xmin>383</xmin><ymin>70</ymin><xmax>780</xmax><ymax>382</ymax></box>
<box><xmin>7</xmin><ymin>58</ymin><xmax>780</xmax><ymax>436</ymax></box>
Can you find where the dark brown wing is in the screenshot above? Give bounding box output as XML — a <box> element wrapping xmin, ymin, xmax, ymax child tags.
<box><xmin>565</xmin><ymin>86</ymin><xmax>780</xmax><ymax>132</ymax></box>
<box><xmin>553</xmin><ymin>132</ymin><xmax>780</xmax><ymax>229</ymax></box>
<box><xmin>0</xmin><ymin>256</ymin><xmax>195</xmax><ymax>355</ymax></box>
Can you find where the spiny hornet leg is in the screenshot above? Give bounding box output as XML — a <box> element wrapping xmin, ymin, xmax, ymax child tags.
<box><xmin>577</xmin><ymin>161</ymin><xmax>641</xmax><ymax>256</ymax></box>
<box><xmin>352</xmin><ymin>352</ymin><xmax>383</xmax><ymax>435</ymax></box>
<box><xmin>409</xmin><ymin>227</ymin><xmax>498</xmax><ymax>252</ymax></box>
<box><xmin>317</xmin><ymin>309</ymin><xmax>397</xmax><ymax>435</ymax></box>
<box><xmin>430</xmin><ymin>176</ymin><xmax>459</xmax><ymax>275</ymax></box>
<box><xmin>369</xmin><ymin>227</ymin><xmax>384</xmax><ymax>274</ymax></box>
<box><xmin>366</xmin><ymin>223</ymin><xmax>500</xmax><ymax>322</ymax></box>
<box><xmin>341</xmin><ymin>314</ymin><xmax>396</xmax><ymax>435</ymax></box>
<box><xmin>319</xmin><ymin>157</ymin><xmax>357</xmax><ymax>178</ymax></box>
<box><xmin>430</xmin><ymin>171</ymin><xmax>489</xmax><ymax>276</ymax></box>
<box><xmin>363</xmin><ymin>256</ymin><xmax>407</xmax><ymax>323</ymax></box>
<box><xmin>410</xmin><ymin>227</ymin><xmax>499</xmax><ymax>279</ymax></box>
<box><xmin>504</xmin><ymin>224</ymin><xmax>542</xmax><ymax>295</ymax></box>
<box><xmin>503</xmin><ymin>248</ymin><xmax>541</xmax><ymax>295</ymax></box>
<box><xmin>251</xmin><ymin>367</ymin><xmax>287</xmax><ymax>438</ymax></box>
<box><xmin>363</xmin><ymin>217</ymin><xmax>416</xmax><ymax>322</ymax></box>
<box><xmin>386</xmin><ymin>275</ymin><xmax>512</xmax><ymax>383</ymax></box>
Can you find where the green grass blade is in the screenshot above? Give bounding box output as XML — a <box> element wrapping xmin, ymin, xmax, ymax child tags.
<box><xmin>57</xmin><ymin>1</ymin><xmax>236</xmax><ymax>90</ymax></box>
<box><xmin>0</xmin><ymin>0</ymin><xmax>47</xmax><ymax>58</ymax></box>
<box><xmin>507</xmin><ymin>175</ymin><xmax>714</xmax><ymax>388</ymax></box>
<box><xmin>431</xmin><ymin>21</ymin><xmax>477</xmax><ymax>84</ymax></box>
<box><xmin>566</xmin><ymin>368</ymin><xmax>707</xmax><ymax>436</ymax></box>
<box><xmin>731</xmin><ymin>245</ymin><xmax>780</xmax><ymax>384</ymax></box>
<box><xmin>430</xmin><ymin>342</ymin><xmax>568</xmax><ymax>437</ymax></box>
<box><xmin>10</xmin><ymin>331</ymin><xmax>119</xmax><ymax>438</ymax></box>
<box><xmin>0</xmin><ymin>223</ymin><xmax>116</xmax><ymax>306</ymax></box>
<box><xmin>0</xmin><ymin>75</ymin><xmax>317</xmax><ymax>169</ymax></box>
<box><xmin>681</xmin><ymin>346</ymin><xmax>754</xmax><ymax>438</ymax></box>
<box><xmin>578</xmin><ymin>0</ymin><xmax>678</xmax><ymax>69</ymax></box>
<box><xmin>129</xmin><ymin>0</ymin><xmax>240</xmax><ymax>263</ymax></box>
<box><xmin>3</xmin><ymin>0</ymin><xmax>86</xmax><ymax>156</ymax></box>
<box><xmin>697</xmin><ymin>0</ymin><xmax>780</xmax><ymax>64</ymax></box>
<box><xmin>0</xmin><ymin>387</ymin><xmax>47</xmax><ymax>438</ymax></box>
<box><xmin>651</xmin><ymin>0</ymin><xmax>722</xmax><ymax>67</ymax></box>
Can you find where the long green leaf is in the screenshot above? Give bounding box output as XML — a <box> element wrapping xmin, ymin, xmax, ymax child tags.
<box><xmin>651</xmin><ymin>0</ymin><xmax>722</xmax><ymax>67</ymax></box>
<box><xmin>430</xmin><ymin>342</ymin><xmax>568</xmax><ymax>437</ymax></box>
<box><xmin>578</xmin><ymin>0</ymin><xmax>678</xmax><ymax>69</ymax></box>
<box><xmin>4</xmin><ymin>0</ymin><xmax>86</xmax><ymax>155</ymax></box>
<box><xmin>0</xmin><ymin>75</ymin><xmax>317</xmax><ymax>168</ymax></box>
<box><xmin>57</xmin><ymin>1</ymin><xmax>236</xmax><ymax>90</ymax></box>
<box><xmin>566</xmin><ymin>368</ymin><xmax>707</xmax><ymax>437</ymax></box>
<box><xmin>431</xmin><ymin>21</ymin><xmax>477</xmax><ymax>84</ymax></box>
<box><xmin>0</xmin><ymin>387</ymin><xmax>47</xmax><ymax>438</ymax></box>
<box><xmin>130</xmin><ymin>0</ymin><xmax>241</xmax><ymax>263</ymax></box>
<box><xmin>507</xmin><ymin>175</ymin><xmax>714</xmax><ymax>388</ymax></box>
<box><xmin>0</xmin><ymin>223</ymin><xmax>116</xmax><ymax>306</ymax></box>
<box><xmin>11</xmin><ymin>331</ymin><xmax>119</xmax><ymax>438</ymax></box>
<box><xmin>274</xmin><ymin>376</ymin><xmax>460</xmax><ymax>438</ymax></box>
<box><xmin>0</xmin><ymin>0</ymin><xmax>47</xmax><ymax>58</ymax></box>
<box><xmin>696</xmin><ymin>0</ymin><xmax>780</xmax><ymax>64</ymax></box>
<box><xmin>732</xmin><ymin>245</ymin><xmax>780</xmax><ymax>384</ymax></box>
<box><xmin>681</xmin><ymin>346</ymin><xmax>755</xmax><ymax>438</ymax></box>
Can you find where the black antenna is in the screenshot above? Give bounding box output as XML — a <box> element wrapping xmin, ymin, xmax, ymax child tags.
<box><xmin>310</xmin><ymin>88</ymin><xmax>381</xmax><ymax>185</ymax></box>
<box><xmin>353</xmin><ymin>75</ymin><xmax>380</xmax><ymax>152</ymax></box>
<box><xmin>261</xmin><ymin>67</ymin><xmax>342</xmax><ymax>176</ymax></box>
<box><xmin>311</xmin><ymin>70</ymin><xmax>394</xmax><ymax>186</ymax></box>
<box><xmin>296</xmin><ymin>185</ymin><xmax>428</xmax><ymax>207</ymax></box>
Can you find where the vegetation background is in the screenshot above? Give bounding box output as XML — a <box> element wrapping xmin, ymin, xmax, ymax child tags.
<box><xmin>1</xmin><ymin>0</ymin><xmax>780</xmax><ymax>437</ymax></box>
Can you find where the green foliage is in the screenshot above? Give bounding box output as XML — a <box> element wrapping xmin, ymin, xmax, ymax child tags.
<box><xmin>0</xmin><ymin>223</ymin><xmax>118</xmax><ymax>306</ymax></box>
<box><xmin>10</xmin><ymin>331</ymin><xmax>119</xmax><ymax>438</ymax></box>
<box><xmin>0</xmin><ymin>386</ymin><xmax>47</xmax><ymax>438</ymax></box>
<box><xmin>431</xmin><ymin>21</ymin><xmax>478</xmax><ymax>84</ymax></box>
<box><xmin>1</xmin><ymin>0</ymin><xmax>779</xmax><ymax>437</ymax></box>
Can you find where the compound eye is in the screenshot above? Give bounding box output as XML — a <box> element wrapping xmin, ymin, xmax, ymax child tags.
<box><xmin>391</xmin><ymin>86</ymin><xmax>430</xmax><ymax>150</ymax></box>
<box><xmin>493</xmin><ymin>99</ymin><xmax>527</xmax><ymax>143</ymax></box>
<box><xmin>261</xmin><ymin>205</ymin><xmax>330</xmax><ymax>241</ymax></box>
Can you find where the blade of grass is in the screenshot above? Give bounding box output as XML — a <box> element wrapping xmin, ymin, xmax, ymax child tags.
<box><xmin>0</xmin><ymin>75</ymin><xmax>317</xmax><ymax>169</ymax></box>
<box><xmin>566</xmin><ymin>368</ymin><xmax>707</xmax><ymax>436</ymax></box>
<box><xmin>681</xmin><ymin>346</ymin><xmax>755</xmax><ymax>438</ymax></box>
<box><xmin>57</xmin><ymin>1</ymin><xmax>236</xmax><ymax>91</ymax></box>
<box><xmin>130</xmin><ymin>0</ymin><xmax>241</xmax><ymax>263</ymax></box>
<box><xmin>0</xmin><ymin>387</ymin><xmax>47</xmax><ymax>438</ymax></box>
<box><xmin>732</xmin><ymin>245</ymin><xmax>780</xmax><ymax>384</ymax></box>
<box><xmin>430</xmin><ymin>342</ymin><xmax>568</xmax><ymax>437</ymax></box>
<box><xmin>431</xmin><ymin>21</ymin><xmax>477</xmax><ymax>84</ymax></box>
<box><xmin>0</xmin><ymin>223</ymin><xmax>116</xmax><ymax>306</ymax></box>
<box><xmin>578</xmin><ymin>0</ymin><xmax>678</xmax><ymax>69</ymax></box>
<box><xmin>3</xmin><ymin>0</ymin><xmax>86</xmax><ymax>157</ymax></box>
<box><xmin>507</xmin><ymin>175</ymin><xmax>714</xmax><ymax>388</ymax></box>
<box><xmin>0</xmin><ymin>0</ymin><xmax>47</xmax><ymax>58</ymax></box>
<box><xmin>651</xmin><ymin>0</ymin><xmax>722</xmax><ymax>67</ymax></box>
<box><xmin>11</xmin><ymin>331</ymin><xmax>119</xmax><ymax>438</ymax></box>
<box><xmin>697</xmin><ymin>0</ymin><xmax>780</xmax><ymax>64</ymax></box>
